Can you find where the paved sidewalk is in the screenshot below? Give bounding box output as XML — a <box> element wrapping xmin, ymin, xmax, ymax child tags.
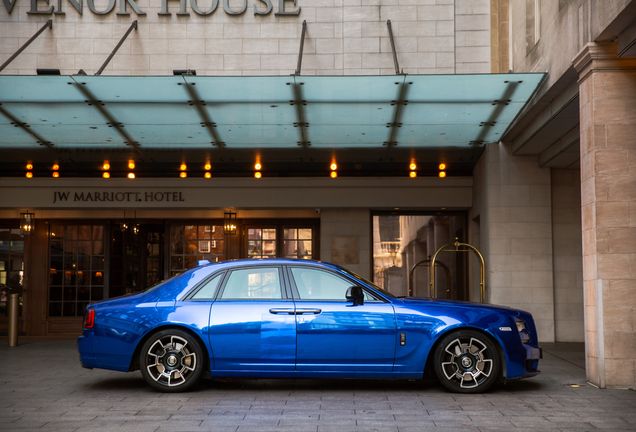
<box><xmin>1</xmin><ymin>338</ymin><xmax>635</xmax><ymax>432</ymax></box>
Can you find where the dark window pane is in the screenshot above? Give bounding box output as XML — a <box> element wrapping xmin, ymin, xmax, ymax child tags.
<box><xmin>79</xmin><ymin>226</ymin><xmax>92</xmax><ymax>240</ymax></box>
<box><xmin>50</xmin><ymin>286</ymin><xmax>62</xmax><ymax>301</ymax></box>
<box><xmin>49</xmin><ymin>269</ymin><xmax>62</xmax><ymax>285</ymax></box>
<box><xmin>63</xmin><ymin>302</ymin><xmax>76</xmax><ymax>317</ymax></box>
<box><xmin>92</xmin><ymin>256</ymin><xmax>104</xmax><ymax>270</ymax></box>
<box><xmin>77</xmin><ymin>286</ymin><xmax>90</xmax><ymax>301</ymax></box>
<box><xmin>171</xmin><ymin>240</ymin><xmax>184</xmax><ymax>255</ymax></box>
<box><xmin>92</xmin><ymin>241</ymin><xmax>104</xmax><ymax>255</ymax></box>
<box><xmin>171</xmin><ymin>256</ymin><xmax>183</xmax><ymax>271</ymax></box>
<box><xmin>65</xmin><ymin>226</ymin><xmax>77</xmax><ymax>240</ymax></box>
<box><xmin>49</xmin><ymin>302</ymin><xmax>62</xmax><ymax>317</ymax></box>
<box><xmin>51</xmin><ymin>239</ymin><xmax>63</xmax><ymax>255</ymax></box>
<box><xmin>185</xmin><ymin>256</ymin><xmax>197</xmax><ymax>269</ymax></box>
<box><xmin>91</xmin><ymin>287</ymin><xmax>103</xmax><ymax>301</ymax></box>
<box><xmin>63</xmin><ymin>286</ymin><xmax>76</xmax><ymax>301</ymax></box>
<box><xmin>77</xmin><ymin>302</ymin><xmax>88</xmax><ymax>316</ymax></box>
<box><xmin>77</xmin><ymin>256</ymin><xmax>91</xmax><ymax>270</ymax></box>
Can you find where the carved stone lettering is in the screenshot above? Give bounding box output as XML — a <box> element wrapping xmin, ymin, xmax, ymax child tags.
<box><xmin>275</xmin><ymin>0</ymin><xmax>299</xmax><ymax>16</ymax></box>
<box><xmin>117</xmin><ymin>0</ymin><xmax>146</xmax><ymax>15</ymax></box>
<box><xmin>2</xmin><ymin>0</ymin><xmax>18</xmax><ymax>14</ymax></box>
<box><xmin>191</xmin><ymin>0</ymin><xmax>217</xmax><ymax>15</ymax></box>
<box><xmin>28</xmin><ymin>0</ymin><xmax>54</xmax><ymax>14</ymax></box>
<box><xmin>159</xmin><ymin>0</ymin><xmax>189</xmax><ymax>15</ymax></box>
<box><xmin>55</xmin><ymin>0</ymin><xmax>82</xmax><ymax>15</ymax></box>
<box><xmin>223</xmin><ymin>0</ymin><xmax>246</xmax><ymax>15</ymax></box>
<box><xmin>86</xmin><ymin>0</ymin><xmax>115</xmax><ymax>14</ymax></box>
<box><xmin>254</xmin><ymin>0</ymin><xmax>271</xmax><ymax>15</ymax></box>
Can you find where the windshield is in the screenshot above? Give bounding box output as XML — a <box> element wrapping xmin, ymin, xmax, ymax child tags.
<box><xmin>340</xmin><ymin>267</ymin><xmax>397</xmax><ymax>299</ymax></box>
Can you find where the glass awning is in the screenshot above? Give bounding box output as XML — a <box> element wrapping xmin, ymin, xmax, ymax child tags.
<box><xmin>0</xmin><ymin>73</ymin><xmax>545</xmax><ymax>151</ymax></box>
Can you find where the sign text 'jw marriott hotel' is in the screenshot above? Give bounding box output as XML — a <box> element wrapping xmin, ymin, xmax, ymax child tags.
<box><xmin>4</xmin><ymin>0</ymin><xmax>300</xmax><ymax>17</ymax></box>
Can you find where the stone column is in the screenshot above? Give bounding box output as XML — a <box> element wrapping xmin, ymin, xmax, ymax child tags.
<box><xmin>573</xmin><ymin>42</ymin><xmax>636</xmax><ymax>389</ymax></box>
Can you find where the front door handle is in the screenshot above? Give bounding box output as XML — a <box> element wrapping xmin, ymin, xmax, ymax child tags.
<box><xmin>295</xmin><ymin>308</ymin><xmax>322</xmax><ymax>315</ymax></box>
<box><xmin>269</xmin><ymin>308</ymin><xmax>296</xmax><ymax>315</ymax></box>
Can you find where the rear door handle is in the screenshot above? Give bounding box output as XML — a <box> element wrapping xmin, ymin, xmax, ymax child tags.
<box><xmin>295</xmin><ymin>309</ymin><xmax>322</xmax><ymax>315</ymax></box>
<box><xmin>269</xmin><ymin>308</ymin><xmax>296</xmax><ymax>315</ymax></box>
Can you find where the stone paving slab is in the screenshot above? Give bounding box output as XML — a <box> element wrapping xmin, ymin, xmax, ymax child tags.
<box><xmin>1</xmin><ymin>338</ymin><xmax>636</xmax><ymax>431</ymax></box>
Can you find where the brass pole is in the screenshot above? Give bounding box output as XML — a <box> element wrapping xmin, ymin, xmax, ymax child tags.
<box><xmin>7</xmin><ymin>293</ymin><xmax>18</xmax><ymax>347</ymax></box>
<box><xmin>430</xmin><ymin>238</ymin><xmax>486</xmax><ymax>303</ymax></box>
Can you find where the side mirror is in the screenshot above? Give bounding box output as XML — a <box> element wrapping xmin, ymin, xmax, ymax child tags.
<box><xmin>346</xmin><ymin>286</ymin><xmax>364</xmax><ymax>306</ymax></box>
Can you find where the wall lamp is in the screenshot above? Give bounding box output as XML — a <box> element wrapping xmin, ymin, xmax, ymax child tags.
<box><xmin>224</xmin><ymin>211</ymin><xmax>237</xmax><ymax>235</ymax></box>
<box><xmin>20</xmin><ymin>212</ymin><xmax>35</xmax><ymax>234</ymax></box>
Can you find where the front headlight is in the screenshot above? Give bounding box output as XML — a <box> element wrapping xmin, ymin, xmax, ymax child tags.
<box><xmin>516</xmin><ymin>319</ymin><xmax>530</xmax><ymax>343</ymax></box>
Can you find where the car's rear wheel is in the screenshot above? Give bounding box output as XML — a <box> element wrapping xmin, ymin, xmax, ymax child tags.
<box><xmin>433</xmin><ymin>329</ymin><xmax>500</xmax><ymax>393</ymax></box>
<box><xmin>139</xmin><ymin>329</ymin><xmax>203</xmax><ymax>392</ymax></box>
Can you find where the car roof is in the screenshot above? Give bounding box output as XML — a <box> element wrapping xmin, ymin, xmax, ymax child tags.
<box><xmin>198</xmin><ymin>258</ymin><xmax>341</xmax><ymax>272</ymax></box>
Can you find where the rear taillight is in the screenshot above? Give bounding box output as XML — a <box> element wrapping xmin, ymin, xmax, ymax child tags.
<box><xmin>84</xmin><ymin>309</ymin><xmax>95</xmax><ymax>329</ymax></box>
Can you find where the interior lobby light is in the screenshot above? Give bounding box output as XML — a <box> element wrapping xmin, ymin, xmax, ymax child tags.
<box><xmin>439</xmin><ymin>171</ymin><xmax>447</xmax><ymax>178</ymax></box>
<box><xmin>409</xmin><ymin>171</ymin><xmax>417</xmax><ymax>178</ymax></box>
<box><xmin>128</xmin><ymin>161</ymin><xmax>135</xmax><ymax>169</ymax></box>
<box><xmin>128</xmin><ymin>173</ymin><xmax>135</xmax><ymax>179</ymax></box>
<box><xmin>26</xmin><ymin>163</ymin><xmax>33</xmax><ymax>170</ymax></box>
<box><xmin>204</xmin><ymin>172</ymin><xmax>211</xmax><ymax>178</ymax></box>
<box><xmin>439</xmin><ymin>163</ymin><xmax>446</xmax><ymax>170</ymax></box>
<box><xmin>103</xmin><ymin>162</ymin><xmax>110</xmax><ymax>170</ymax></box>
<box><xmin>180</xmin><ymin>172</ymin><xmax>187</xmax><ymax>178</ymax></box>
<box><xmin>330</xmin><ymin>171</ymin><xmax>337</xmax><ymax>178</ymax></box>
<box><xmin>180</xmin><ymin>163</ymin><xmax>187</xmax><ymax>171</ymax></box>
<box><xmin>103</xmin><ymin>172</ymin><xmax>110</xmax><ymax>179</ymax></box>
<box><xmin>409</xmin><ymin>163</ymin><xmax>417</xmax><ymax>170</ymax></box>
<box><xmin>26</xmin><ymin>172</ymin><xmax>33</xmax><ymax>178</ymax></box>
<box><xmin>52</xmin><ymin>172</ymin><xmax>59</xmax><ymax>178</ymax></box>
<box><xmin>254</xmin><ymin>172</ymin><xmax>262</xmax><ymax>178</ymax></box>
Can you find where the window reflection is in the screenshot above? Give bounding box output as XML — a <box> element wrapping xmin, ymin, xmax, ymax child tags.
<box><xmin>170</xmin><ymin>225</ymin><xmax>224</xmax><ymax>275</ymax></box>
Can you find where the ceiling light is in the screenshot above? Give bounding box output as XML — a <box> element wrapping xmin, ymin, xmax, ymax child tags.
<box><xmin>204</xmin><ymin>163</ymin><xmax>211</xmax><ymax>170</ymax></box>
<box><xmin>330</xmin><ymin>171</ymin><xmax>337</xmax><ymax>178</ymax></box>
<box><xmin>52</xmin><ymin>164</ymin><xmax>59</xmax><ymax>170</ymax></box>
<box><xmin>204</xmin><ymin>172</ymin><xmax>211</xmax><ymax>178</ymax></box>
<box><xmin>26</xmin><ymin>163</ymin><xmax>33</xmax><ymax>170</ymax></box>
<box><xmin>180</xmin><ymin>163</ymin><xmax>187</xmax><ymax>171</ymax></box>
<box><xmin>409</xmin><ymin>163</ymin><xmax>416</xmax><ymax>170</ymax></box>
<box><xmin>254</xmin><ymin>172</ymin><xmax>262</xmax><ymax>179</ymax></box>
<box><xmin>128</xmin><ymin>173</ymin><xmax>135</xmax><ymax>179</ymax></box>
<box><xmin>180</xmin><ymin>172</ymin><xmax>187</xmax><ymax>178</ymax></box>
<box><xmin>330</xmin><ymin>163</ymin><xmax>337</xmax><ymax>171</ymax></box>
<box><xmin>103</xmin><ymin>162</ymin><xmax>110</xmax><ymax>170</ymax></box>
<box><xmin>128</xmin><ymin>161</ymin><xmax>135</xmax><ymax>169</ymax></box>
<box><xmin>439</xmin><ymin>171</ymin><xmax>446</xmax><ymax>178</ymax></box>
<box><xmin>26</xmin><ymin>172</ymin><xmax>33</xmax><ymax>178</ymax></box>
<box><xmin>409</xmin><ymin>171</ymin><xmax>417</xmax><ymax>178</ymax></box>
<box><xmin>103</xmin><ymin>172</ymin><xmax>110</xmax><ymax>179</ymax></box>
<box><xmin>52</xmin><ymin>172</ymin><xmax>59</xmax><ymax>178</ymax></box>
<box><xmin>255</xmin><ymin>163</ymin><xmax>262</xmax><ymax>170</ymax></box>
<box><xmin>439</xmin><ymin>163</ymin><xmax>446</xmax><ymax>170</ymax></box>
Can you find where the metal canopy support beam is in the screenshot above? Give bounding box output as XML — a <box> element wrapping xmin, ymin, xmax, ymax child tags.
<box><xmin>387</xmin><ymin>20</ymin><xmax>402</xmax><ymax>75</ymax></box>
<box><xmin>72</xmin><ymin>79</ymin><xmax>142</xmax><ymax>153</ymax></box>
<box><xmin>471</xmin><ymin>80</ymin><xmax>521</xmax><ymax>146</ymax></box>
<box><xmin>0</xmin><ymin>105</ymin><xmax>54</xmax><ymax>149</ymax></box>
<box><xmin>95</xmin><ymin>20</ymin><xmax>138</xmax><ymax>76</ymax></box>
<box><xmin>289</xmin><ymin>80</ymin><xmax>310</xmax><ymax>148</ymax></box>
<box><xmin>181</xmin><ymin>78</ymin><xmax>225</xmax><ymax>149</ymax></box>
<box><xmin>384</xmin><ymin>79</ymin><xmax>410</xmax><ymax>149</ymax></box>
<box><xmin>293</xmin><ymin>20</ymin><xmax>307</xmax><ymax>76</ymax></box>
<box><xmin>0</xmin><ymin>20</ymin><xmax>52</xmax><ymax>73</ymax></box>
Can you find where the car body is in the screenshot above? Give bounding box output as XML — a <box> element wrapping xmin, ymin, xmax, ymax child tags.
<box><xmin>78</xmin><ymin>259</ymin><xmax>541</xmax><ymax>393</ymax></box>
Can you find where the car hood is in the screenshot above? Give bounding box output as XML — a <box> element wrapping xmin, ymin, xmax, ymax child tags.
<box><xmin>398</xmin><ymin>297</ymin><xmax>532</xmax><ymax>317</ymax></box>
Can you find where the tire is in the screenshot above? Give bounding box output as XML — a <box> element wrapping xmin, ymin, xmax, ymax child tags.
<box><xmin>139</xmin><ymin>329</ymin><xmax>204</xmax><ymax>392</ymax></box>
<box><xmin>433</xmin><ymin>329</ymin><xmax>501</xmax><ymax>394</ymax></box>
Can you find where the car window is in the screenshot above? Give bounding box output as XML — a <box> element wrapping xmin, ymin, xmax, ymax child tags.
<box><xmin>290</xmin><ymin>267</ymin><xmax>374</xmax><ymax>301</ymax></box>
<box><xmin>191</xmin><ymin>273</ymin><xmax>223</xmax><ymax>300</ymax></box>
<box><xmin>220</xmin><ymin>267</ymin><xmax>282</xmax><ymax>300</ymax></box>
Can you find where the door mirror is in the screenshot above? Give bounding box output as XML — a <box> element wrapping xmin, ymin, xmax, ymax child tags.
<box><xmin>345</xmin><ymin>286</ymin><xmax>364</xmax><ymax>306</ymax></box>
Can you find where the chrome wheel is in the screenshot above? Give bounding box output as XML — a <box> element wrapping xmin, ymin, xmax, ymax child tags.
<box><xmin>140</xmin><ymin>330</ymin><xmax>203</xmax><ymax>392</ymax></box>
<box><xmin>433</xmin><ymin>330</ymin><xmax>500</xmax><ymax>393</ymax></box>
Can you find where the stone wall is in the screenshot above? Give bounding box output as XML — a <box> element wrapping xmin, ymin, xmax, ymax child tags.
<box><xmin>0</xmin><ymin>0</ymin><xmax>491</xmax><ymax>76</ymax></box>
<box><xmin>551</xmin><ymin>168</ymin><xmax>584</xmax><ymax>342</ymax></box>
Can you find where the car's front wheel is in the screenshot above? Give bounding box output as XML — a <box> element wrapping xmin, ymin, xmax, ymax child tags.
<box><xmin>139</xmin><ymin>329</ymin><xmax>204</xmax><ymax>392</ymax></box>
<box><xmin>433</xmin><ymin>329</ymin><xmax>501</xmax><ymax>393</ymax></box>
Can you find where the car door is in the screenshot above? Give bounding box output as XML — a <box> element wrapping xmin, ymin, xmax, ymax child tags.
<box><xmin>208</xmin><ymin>266</ymin><xmax>296</xmax><ymax>372</ymax></box>
<box><xmin>287</xmin><ymin>266</ymin><xmax>397</xmax><ymax>372</ymax></box>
